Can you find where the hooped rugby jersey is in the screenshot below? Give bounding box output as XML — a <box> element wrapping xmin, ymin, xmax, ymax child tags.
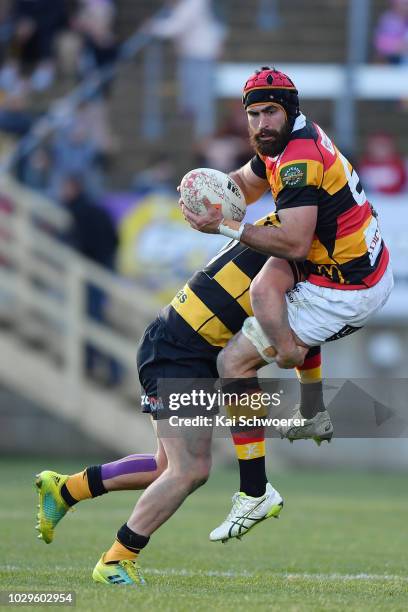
<box><xmin>160</xmin><ymin>213</ymin><xmax>296</xmax><ymax>355</ymax></box>
<box><xmin>251</xmin><ymin>114</ymin><xmax>389</xmax><ymax>289</ymax></box>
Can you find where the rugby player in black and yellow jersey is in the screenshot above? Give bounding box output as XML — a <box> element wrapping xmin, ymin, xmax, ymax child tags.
<box><xmin>182</xmin><ymin>67</ymin><xmax>393</xmax><ymax>542</ymax></box>
<box><xmin>35</xmin><ymin>214</ymin><xmax>324</xmax><ymax>584</ymax></box>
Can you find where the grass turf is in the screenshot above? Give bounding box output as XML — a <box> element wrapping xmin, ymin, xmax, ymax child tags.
<box><xmin>0</xmin><ymin>459</ymin><xmax>407</xmax><ymax>611</ymax></box>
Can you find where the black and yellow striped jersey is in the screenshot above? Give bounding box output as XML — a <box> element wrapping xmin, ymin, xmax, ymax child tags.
<box><xmin>160</xmin><ymin>213</ymin><xmax>284</xmax><ymax>356</ymax></box>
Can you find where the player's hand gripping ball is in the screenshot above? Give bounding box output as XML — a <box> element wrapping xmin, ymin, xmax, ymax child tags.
<box><xmin>180</xmin><ymin>168</ymin><xmax>246</xmax><ymax>222</ymax></box>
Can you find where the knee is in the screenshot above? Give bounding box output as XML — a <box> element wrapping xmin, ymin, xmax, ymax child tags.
<box><xmin>217</xmin><ymin>346</ymin><xmax>238</xmax><ymax>378</ymax></box>
<box><xmin>154</xmin><ymin>452</ymin><xmax>168</xmax><ymax>477</ymax></box>
<box><xmin>217</xmin><ymin>338</ymin><xmax>253</xmax><ymax>378</ymax></box>
<box><xmin>173</xmin><ymin>455</ymin><xmax>211</xmax><ymax>492</ymax></box>
<box><xmin>188</xmin><ymin>456</ymin><xmax>211</xmax><ymax>490</ymax></box>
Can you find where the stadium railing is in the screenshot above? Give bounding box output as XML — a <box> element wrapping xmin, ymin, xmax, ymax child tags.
<box><xmin>0</xmin><ymin>9</ymin><xmax>170</xmax><ymax>453</ymax></box>
<box><xmin>0</xmin><ymin>175</ymin><xmax>160</xmax><ymax>453</ymax></box>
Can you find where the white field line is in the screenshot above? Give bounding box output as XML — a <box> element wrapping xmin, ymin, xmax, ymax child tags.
<box><xmin>144</xmin><ymin>568</ymin><xmax>408</xmax><ymax>582</ymax></box>
<box><xmin>2</xmin><ymin>565</ymin><xmax>407</xmax><ymax>582</ymax></box>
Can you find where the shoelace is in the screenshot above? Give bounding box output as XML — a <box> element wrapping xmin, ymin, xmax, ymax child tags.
<box><xmin>226</xmin><ymin>493</ymin><xmax>246</xmax><ymax>521</ymax></box>
<box><xmin>226</xmin><ymin>492</ymin><xmax>256</xmax><ymax>521</ymax></box>
<box><xmin>119</xmin><ymin>559</ymin><xmax>143</xmax><ymax>583</ymax></box>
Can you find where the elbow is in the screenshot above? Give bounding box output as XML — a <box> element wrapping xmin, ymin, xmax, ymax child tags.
<box><xmin>290</xmin><ymin>242</ymin><xmax>310</xmax><ymax>261</ymax></box>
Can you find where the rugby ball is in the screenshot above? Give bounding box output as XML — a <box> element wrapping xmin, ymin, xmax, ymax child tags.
<box><xmin>180</xmin><ymin>168</ymin><xmax>246</xmax><ymax>221</ymax></box>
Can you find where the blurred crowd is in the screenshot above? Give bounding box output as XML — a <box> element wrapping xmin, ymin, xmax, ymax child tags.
<box><xmin>374</xmin><ymin>0</ymin><xmax>408</xmax><ymax>64</ymax></box>
<box><xmin>0</xmin><ymin>0</ymin><xmax>405</xmax><ymax>202</ymax></box>
<box><xmin>0</xmin><ymin>0</ymin><xmax>289</xmax><ymax>195</ymax></box>
<box><xmin>0</xmin><ymin>0</ymin><xmax>117</xmax><ymax>94</ymax></box>
<box><xmin>0</xmin><ymin>0</ymin><xmax>118</xmax><ymax>199</ymax></box>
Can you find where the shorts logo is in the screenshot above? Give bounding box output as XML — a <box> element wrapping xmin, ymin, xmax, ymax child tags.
<box><xmin>280</xmin><ymin>163</ymin><xmax>307</xmax><ymax>188</ymax></box>
<box><xmin>326</xmin><ymin>325</ymin><xmax>362</xmax><ymax>342</ymax></box>
<box><xmin>286</xmin><ymin>285</ymin><xmax>301</xmax><ymax>303</ymax></box>
<box><xmin>141</xmin><ymin>394</ymin><xmax>164</xmax><ymax>413</ymax></box>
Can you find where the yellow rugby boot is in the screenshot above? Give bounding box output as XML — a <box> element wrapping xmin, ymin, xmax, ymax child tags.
<box><xmin>92</xmin><ymin>555</ymin><xmax>146</xmax><ymax>586</ymax></box>
<box><xmin>35</xmin><ymin>470</ymin><xmax>71</xmax><ymax>543</ymax></box>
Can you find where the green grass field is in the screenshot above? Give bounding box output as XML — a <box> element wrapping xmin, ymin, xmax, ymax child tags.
<box><xmin>0</xmin><ymin>458</ymin><xmax>407</xmax><ymax>611</ymax></box>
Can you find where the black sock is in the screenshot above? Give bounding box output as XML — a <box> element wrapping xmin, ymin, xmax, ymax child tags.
<box><xmin>299</xmin><ymin>381</ymin><xmax>326</xmax><ymax>419</ymax></box>
<box><xmin>113</xmin><ymin>523</ymin><xmax>150</xmax><ymax>558</ymax></box>
<box><xmin>238</xmin><ymin>456</ymin><xmax>268</xmax><ymax>497</ymax></box>
<box><xmin>60</xmin><ymin>484</ymin><xmax>78</xmax><ymax>507</ymax></box>
<box><xmin>86</xmin><ymin>465</ymin><xmax>108</xmax><ymax>497</ymax></box>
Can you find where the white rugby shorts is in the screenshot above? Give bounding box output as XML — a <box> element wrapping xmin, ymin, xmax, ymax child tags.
<box><xmin>242</xmin><ymin>264</ymin><xmax>394</xmax><ymax>360</ymax></box>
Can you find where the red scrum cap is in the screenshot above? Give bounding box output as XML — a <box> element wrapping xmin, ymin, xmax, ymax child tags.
<box><xmin>242</xmin><ymin>67</ymin><xmax>300</xmax><ymax>127</ymax></box>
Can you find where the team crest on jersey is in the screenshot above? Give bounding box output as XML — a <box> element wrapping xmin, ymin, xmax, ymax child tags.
<box><xmin>280</xmin><ymin>163</ymin><xmax>307</xmax><ymax>188</ymax></box>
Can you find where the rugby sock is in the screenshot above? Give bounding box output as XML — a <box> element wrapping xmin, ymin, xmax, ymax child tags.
<box><xmin>295</xmin><ymin>346</ymin><xmax>325</xmax><ymax>419</ymax></box>
<box><xmin>61</xmin><ymin>455</ymin><xmax>157</xmax><ymax>507</ymax></box>
<box><xmin>61</xmin><ymin>466</ymin><xmax>107</xmax><ymax>507</ymax></box>
<box><xmin>225</xmin><ymin>377</ymin><xmax>268</xmax><ymax>498</ymax></box>
<box><xmin>104</xmin><ymin>524</ymin><xmax>150</xmax><ymax>563</ymax></box>
<box><xmin>233</xmin><ymin>430</ymin><xmax>267</xmax><ymax>497</ymax></box>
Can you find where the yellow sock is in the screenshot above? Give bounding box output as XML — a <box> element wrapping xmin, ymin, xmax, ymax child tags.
<box><xmin>65</xmin><ymin>470</ymin><xmax>92</xmax><ymax>502</ymax></box>
<box><xmin>104</xmin><ymin>540</ymin><xmax>138</xmax><ymax>563</ymax></box>
<box><xmin>233</xmin><ymin>439</ymin><xmax>266</xmax><ymax>460</ymax></box>
<box><xmin>296</xmin><ymin>366</ymin><xmax>322</xmax><ymax>384</ymax></box>
<box><xmin>227</xmin><ymin>400</ymin><xmax>267</xmax><ymax>460</ymax></box>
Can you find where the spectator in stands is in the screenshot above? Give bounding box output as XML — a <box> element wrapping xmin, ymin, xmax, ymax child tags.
<box><xmin>358</xmin><ymin>133</ymin><xmax>407</xmax><ymax>194</ymax></box>
<box><xmin>71</xmin><ymin>1</ymin><xmax>118</xmax><ymax>158</ymax></box>
<box><xmin>196</xmin><ymin>99</ymin><xmax>253</xmax><ymax>173</ymax></box>
<box><xmin>52</xmin><ymin>105</ymin><xmax>103</xmax><ymax>199</ymax></box>
<box><xmin>0</xmin><ymin>0</ymin><xmax>68</xmax><ymax>92</ymax></box>
<box><xmin>374</xmin><ymin>0</ymin><xmax>408</xmax><ymax>64</ymax></box>
<box><xmin>61</xmin><ymin>172</ymin><xmax>117</xmax><ymax>267</ymax></box>
<box><xmin>196</xmin><ymin>131</ymin><xmax>245</xmax><ymax>174</ymax></box>
<box><xmin>0</xmin><ymin>85</ymin><xmax>35</xmax><ymax>136</ymax></box>
<box><xmin>132</xmin><ymin>153</ymin><xmax>176</xmax><ymax>195</ymax></box>
<box><xmin>148</xmin><ymin>0</ymin><xmax>226</xmax><ymax>138</ymax></box>
<box><xmin>72</xmin><ymin>0</ymin><xmax>118</xmax><ymax>84</ymax></box>
<box><xmin>0</xmin><ymin>1</ymin><xmax>13</xmax><ymax>66</ymax></box>
<box><xmin>20</xmin><ymin>145</ymin><xmax>54</xmax><ymax>196</ymax></box>
<box><xmin>61</xmin><ymin>172</ymin><xmax>121</xmax><ymax>385</ymax></box>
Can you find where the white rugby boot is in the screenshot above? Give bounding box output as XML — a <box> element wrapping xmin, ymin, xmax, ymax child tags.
<box><xmin>277</xmin><ymin>408</ymin><xmax>333</xmax><ymax>445</ymax></box>
<box><xmin>209</xmin><ymin>482</ymin><xmax>283</xmax><ymax>543</ymax></box>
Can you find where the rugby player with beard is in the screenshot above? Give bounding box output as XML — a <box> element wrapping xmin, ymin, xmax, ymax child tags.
<box><xmin>182</xmin><ymin>67</ymin><xmax>393</xmax><ymax>540</ymax></box>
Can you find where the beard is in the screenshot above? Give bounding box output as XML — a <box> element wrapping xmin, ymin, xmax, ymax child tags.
<box><xmin>249</xmin><ymin>121</ymin><xmax>292</xmax><ymax>157</ymax></box>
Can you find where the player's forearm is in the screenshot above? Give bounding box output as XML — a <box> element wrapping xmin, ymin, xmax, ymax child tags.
<box><xmin>240</xmin><ymin>223</ymin><xmax>308</xmax><ymax>260</ymax></box>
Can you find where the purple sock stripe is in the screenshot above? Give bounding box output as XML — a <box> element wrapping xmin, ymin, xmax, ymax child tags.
<box><xmin>101</xmin><ymin>455</ymin><xmax>157</xmax><ymax>480</ymax></box>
